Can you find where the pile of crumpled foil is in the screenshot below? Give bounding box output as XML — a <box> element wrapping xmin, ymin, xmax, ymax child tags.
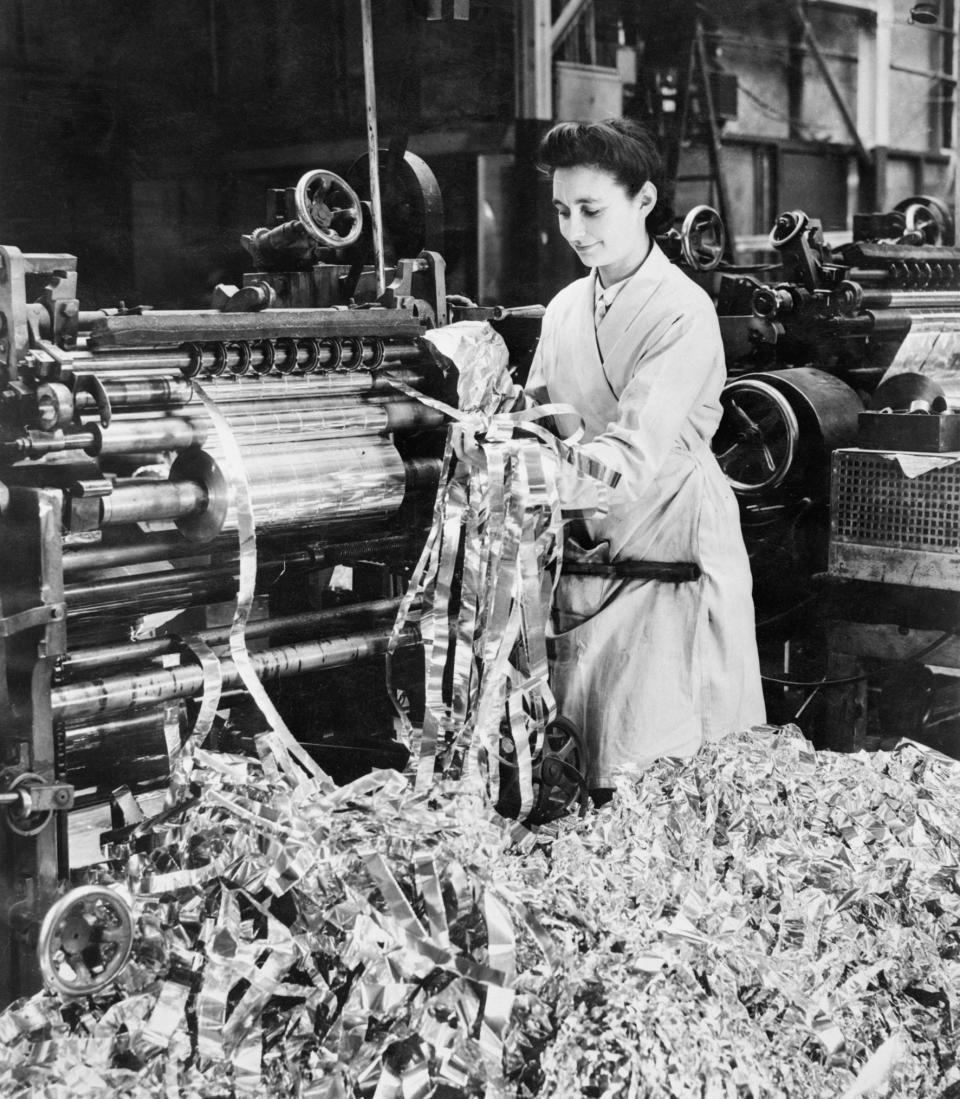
<box><xmin>1</xmin><ymin>724</ymin><xmax>958</xmax><ymax>1098</ymax></box>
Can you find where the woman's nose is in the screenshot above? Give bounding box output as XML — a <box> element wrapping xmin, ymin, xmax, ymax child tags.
<box><xmin>566</xmin><ymin>212</ymin><xmax>586</xmax><ymax>242</ymax></box>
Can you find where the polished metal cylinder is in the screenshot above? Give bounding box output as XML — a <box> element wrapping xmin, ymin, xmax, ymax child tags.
<box><xmin>91</xmin><ymin>399</ymin><xmax>444</xmax><ymax>455</ymax></box>
<box><xmin>200</xmin><ymin>368</ymin><xmax>425</xmax><ymax>401</ymax></box>
<box><xmin>100</xmin><ymin>479</ymin><xmax>207</xmax><ymax>525</ymax></box>
<box><xmin>51</xmin><ymin>625</ymin><xmax>420</xmax><ymax>722</ymax></box>
<box><xmin>857</xmin><ymin>290</ymin><xmax>960</xmax><ymax>310</ymax></box>
<box><xmin>64</xmin><ymin>710</ymin><xmax>174</xmax><ymax>793</ymax></box>
<box><xmin>171</xmin><ymin>439</ymin><xmax>407</xmax><ymax>540</ymax></box>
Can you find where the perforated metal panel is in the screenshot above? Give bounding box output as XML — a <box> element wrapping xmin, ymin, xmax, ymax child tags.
<box><xmin>829</xmin><ymin>448</ymin><xmax>960</xmax><ymax>590</ymax></box>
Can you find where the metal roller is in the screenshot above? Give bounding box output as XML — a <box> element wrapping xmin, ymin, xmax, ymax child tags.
<box><xmin>51</xmin><ymin>624</ymin><xmax>421</xmax><ymax>723</ymax></box>
<box><xmin>60</xmin><ymin>526</ymin><xmax>427</xmax><ymax>577</ymax></box>
<box><xmin>89</xmin><ymin>445</ymin><xmax>436</xmax><ymax>537</ymax></box>
<box><xmin>88</xmin><ymin>398</ymin><xmax>444</xmax><ymax>455</ymax></box>
<box><xmin>57</xmin><ymin>596</ymin><xmax>404</xmax><ymax>676</ymax></box>
<box><xmin>195</xmin><ymin>367</ymin><xmax>426</xmax><ymax>401</ymax></box>
<box><xmin>61</xmin><ymin>546</ymin><xmax>419</xmax><ymax>621</ymax></box>
<box><xmin>77</xmin><ymin>376</ymin><xmax>194</xmax><ymax>410</ymax></box>
<box><xmin>170</xmin><ymin>439</ymin><xmax>408</xmax><ymax>541</ymax></box>
<box><xmin>64</xmin><ymin>709</ymin><xmax>176</xmax><ymax>794</ymax></box>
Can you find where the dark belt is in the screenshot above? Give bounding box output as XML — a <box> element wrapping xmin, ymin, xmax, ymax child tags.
<box><xmin>561</xmin><ymin>560</ymin><xmax>702</xmax><ymax>582</ymax></box>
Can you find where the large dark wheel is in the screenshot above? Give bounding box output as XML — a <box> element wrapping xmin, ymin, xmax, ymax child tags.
<box><xmin>496</xmin><ymin>715</ymin><xmax>588</xmax><ymax>825</ymax></box>
<box><xmin>714</xmin><ymin>378</ymin><xmax>799</xmax><ymax>495</ymax></box>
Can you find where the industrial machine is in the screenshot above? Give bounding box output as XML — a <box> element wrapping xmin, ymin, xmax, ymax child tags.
<box><xmin>711</xmin><ymin>196</ymin><xmax>960</xmax><ymax>754</ymax></box>
<box><xmin>0</xmin><ymin>162</ymin><xmax>462</xmax><ymax>1000</ymax></box>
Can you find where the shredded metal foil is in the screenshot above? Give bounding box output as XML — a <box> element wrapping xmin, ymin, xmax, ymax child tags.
<box><xmin>387</xmin><ymin>322</ymin><xmax>615</xmax><ymax>807</ymax></box>
<box><xmin>3</xmin><ymin>726</ymin><xmax>960</xmax><ymax>1096</ymax></box>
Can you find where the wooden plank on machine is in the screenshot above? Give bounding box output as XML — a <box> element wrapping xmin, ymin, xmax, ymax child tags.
<box><xmin>87</xmin><ymin>308</ymin><xmax>424</xmax><ymax>348</ymax></box>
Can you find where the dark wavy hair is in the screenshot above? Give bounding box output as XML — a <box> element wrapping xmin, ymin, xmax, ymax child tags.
<box><xmin>537</xmin><ymin>118</ymin><xmax>675</xmax><ymax>235</ymax></box>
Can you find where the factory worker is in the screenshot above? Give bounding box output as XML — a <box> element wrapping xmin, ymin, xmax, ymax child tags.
<box><xmin>524</xmin><ymin>117</ymin><xmax>766</xmax><ymax>799</ymax></box>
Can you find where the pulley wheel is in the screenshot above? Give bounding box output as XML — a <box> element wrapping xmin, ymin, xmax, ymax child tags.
<box><xmin>294</xmin><ymin>170</ymin><xmax>364</xmax><ymax>249</ymax></box>
<box><xmin>867</xmin><ymin>371</ymin><xmax>947</xmax><ymax>413</ymax></box>
<box><xmin>348</xmin><ymin>149</ymin><xmax>444</xmax><ymax>259</ymax></box>
<box><xmin>715</xmin><ymin>368</ymin><xmax>863</xmax><ymax>497</ymax></box>
<box><xmin>713</xmin><ymin>378</ymin><xmax>799</xmax><ymax>495</ymax></box>
<box><xmin>894</xmin><ymin>195</ymin><xmax>954</xmax><ymax>247</ymax></box>
<box><xmin>680</xmin><ymin>205</ymin><xmax>726</xmax><ymax>271</ymax></box>
<box><xmin>38</xmin><ymin>885</ymin><xmax>135</xmax><ymax>998</ymax></box>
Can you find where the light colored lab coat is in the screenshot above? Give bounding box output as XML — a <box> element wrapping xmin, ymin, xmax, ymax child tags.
<box><xmin>526</xmin><ymin>243</ymin><xmax>765</xmax><ymax>787</ymax></box>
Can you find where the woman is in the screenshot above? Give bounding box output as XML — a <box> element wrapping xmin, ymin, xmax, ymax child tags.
<box><xmin>527</xmin><ymin>118</ymin><xmax>765</xmax><ymax>797</ymax></box>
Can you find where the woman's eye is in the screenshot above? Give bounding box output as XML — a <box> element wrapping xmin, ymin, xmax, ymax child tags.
<box><xmin>583</xmin><ymin>208</ymin><xmax>600</xmax><ymax>218</ymax></box>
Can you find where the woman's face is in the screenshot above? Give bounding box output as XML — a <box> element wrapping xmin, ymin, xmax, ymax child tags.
<box><xmin>552</xmin><ymin>164</ymin><xmax>654</xmax><ymax>285</ymax></box>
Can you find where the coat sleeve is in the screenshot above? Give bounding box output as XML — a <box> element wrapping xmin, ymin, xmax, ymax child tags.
<box><xmin>576</xmin><ymin>297</ymin><xmax>724</xmax><ymax>501</ymax></box>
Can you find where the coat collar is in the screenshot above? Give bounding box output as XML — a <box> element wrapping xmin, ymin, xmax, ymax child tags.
<box><xmin>591</xmin><ymin>242</ymin><xmax>671</xmax><ymax>369</ymax></box>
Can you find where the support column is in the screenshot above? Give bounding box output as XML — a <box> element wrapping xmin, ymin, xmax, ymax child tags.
<box><xmin>509</xmin><ymin>0</ymin><xmax>554</xmax><ymax>304</ymax></box>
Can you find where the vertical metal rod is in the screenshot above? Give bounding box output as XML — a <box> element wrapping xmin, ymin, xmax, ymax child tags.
<box><xmin>954</xmin><ymin>0</ymin><xmax>960</xmax><ymax>235</ymax></box>
<box><xmin>360</xmin><ymin>0</ymin><xmax>386</xmax><ymax>297</ymax></box>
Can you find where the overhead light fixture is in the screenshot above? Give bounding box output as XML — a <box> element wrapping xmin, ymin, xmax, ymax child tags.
<box><xmin>908</xmin><ymin>2</ymin><xmax>939</xmax><ymax>24</ymax></box>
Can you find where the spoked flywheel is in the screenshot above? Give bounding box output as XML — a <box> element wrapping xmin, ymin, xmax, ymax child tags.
<box><xmin>713</xmin><ymin>378</ymin><xmax>799</xmax><ymax>495</ymax></box>
<box><xmin>496</xmin><ymin>715</ymin><xmax>589</xmax><ymax>826</ymax></box>
<box><xmin>37</xmin><ymin>885</ymin><xmax>135</xmax><ymax>998</ymax></box>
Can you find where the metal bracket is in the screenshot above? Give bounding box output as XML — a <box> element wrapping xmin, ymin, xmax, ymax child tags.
<box><xmin>0</xmin><ymin>602</ymin><xmax>66</xmax><ymax>639</ymax></box>
<box><xmin>0</xmin><ymin>771</ymin><xmax>74</xmax><ymax>836</ymax></box>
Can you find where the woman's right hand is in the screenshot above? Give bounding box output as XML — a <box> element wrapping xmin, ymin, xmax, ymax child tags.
<box><xmin>449</xmin><ymin>421</ymin><xmax>487</xmax><ymax>473</ymax></box>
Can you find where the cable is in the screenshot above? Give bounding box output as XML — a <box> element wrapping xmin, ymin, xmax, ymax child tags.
<box><xmin>761</xmin><ymin>627</ymin><xmax>959</xmax><ymax>689</ymax></box>
<box><xmin>755</xmin><ymin>593</ymin><xmax>819</xmax><ymax>631</ymax></box>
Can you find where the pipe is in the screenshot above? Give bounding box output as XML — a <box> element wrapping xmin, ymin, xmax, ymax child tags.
<box><xmin>51</xmin><ymin>625</ymin><xmax>421</xmax><ymax>722</ymax></box>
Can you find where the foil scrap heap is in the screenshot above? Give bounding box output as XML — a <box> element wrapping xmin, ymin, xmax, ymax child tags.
<box><xmin>1</xmin><ymin>725</ymin><xmax>960</xmax><ymax>1097</ymax></box>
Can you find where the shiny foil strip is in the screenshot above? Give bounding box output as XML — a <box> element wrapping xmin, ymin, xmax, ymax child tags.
<box><xmin>190</xmin><ymin>379</ymin><xmax>334</xmax><ymax>793</ymax></box>
<box><xmin>5</xmin><ymin>728</ymin><xmax>960</xmax><ymax>1095</ymax></box>
<box><xmin>386</xmin><ymin>323</ymin><xmax>614</xmax><ymax>810</ymax></box>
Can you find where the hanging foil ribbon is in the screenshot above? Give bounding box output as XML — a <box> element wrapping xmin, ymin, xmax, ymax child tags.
<box><xmin>386</xmin><ymin>322</ymin><xmax>618</xmax><ymax>815</ymax></box>
<box><xmin>188</xmin><ymin>380</ymin><xmax>334</xmax><ymax>794</ymax></box>
<box><xmin>167</xmin><ymin>636</ymin><xmax>222</xmax><ymax>786</ymax></box>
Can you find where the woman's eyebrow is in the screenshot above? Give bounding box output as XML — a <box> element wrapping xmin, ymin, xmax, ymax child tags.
<box><xmin>552</xmin><ymin>195</ymin><xmax>602</xmax><ymax>207</ymax></box>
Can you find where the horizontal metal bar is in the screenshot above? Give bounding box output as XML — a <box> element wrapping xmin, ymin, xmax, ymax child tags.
<box><xmin>51</xmin><ymin>625</ymin><xmax>421</xmax><ymax>722</ymax></box>
<box><xmin>58</xmin><ymin>597</ymin><xmax>405</xmax><ymax>676</ymax></box>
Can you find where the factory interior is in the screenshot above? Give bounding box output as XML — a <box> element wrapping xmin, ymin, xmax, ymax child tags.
<box><xmin>2</xmin><ymin>1</ymin><xmax>960</xmax><ymax>1094</ymax></box>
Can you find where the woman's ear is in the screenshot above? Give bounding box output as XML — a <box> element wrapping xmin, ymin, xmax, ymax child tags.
<box><xmin>638</xmin><ymin>183</ymin><xmax>658</xmax><ymax>213</ymax></box>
